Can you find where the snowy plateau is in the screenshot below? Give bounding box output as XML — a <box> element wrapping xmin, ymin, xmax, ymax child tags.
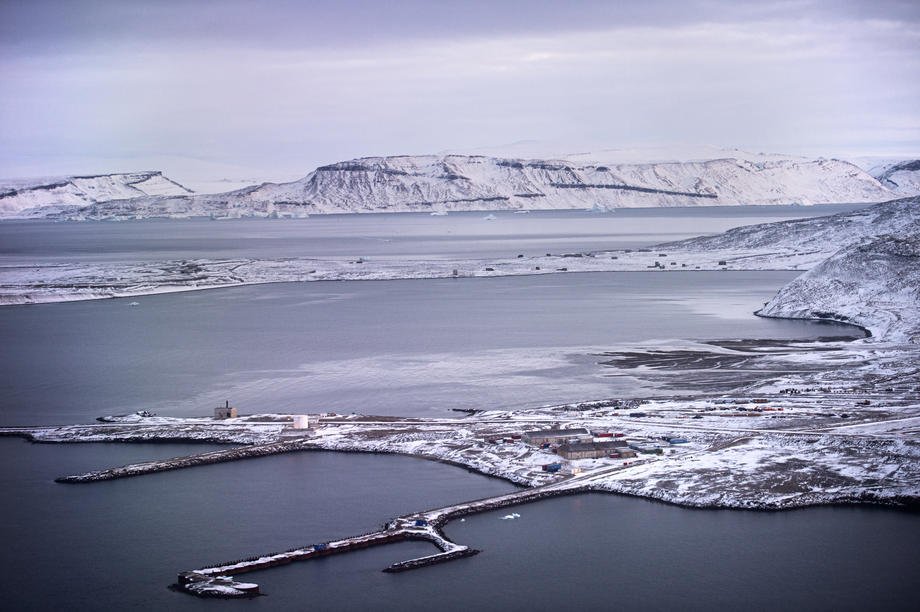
<box><xmin>1</xmin><ymin>154</ymin><xmax>918</xmax><ymax>220</ymax></box>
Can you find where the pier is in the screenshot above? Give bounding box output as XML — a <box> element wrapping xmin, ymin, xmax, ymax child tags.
<box><xmin>177</xmin><ymin>476</ymin><xmax>591</xmax><ymax>598</ymax></box>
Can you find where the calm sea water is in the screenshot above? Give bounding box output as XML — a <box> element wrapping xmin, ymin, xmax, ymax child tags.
<box><xmin>0</xmin><ymin>272</ymin><xmax>858</xmax><ymax>426</ymax></box>
<box><xmin>0</xmin><ymin>204</ymin><xmax>869</xmax><ymax>265</ymax></box>
<box><xmin>1</xmin><ymin>206</ymin><xmax>914</xmax><ymax>611</ymax></box>
<box><xmin>1</xmin><ymin>443</ymin><xmax>916</xmax><ymax>611</ymax></box>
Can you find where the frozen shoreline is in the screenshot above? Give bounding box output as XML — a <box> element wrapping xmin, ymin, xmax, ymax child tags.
<box><xmin>0</xmin><ymin>246</ymin><xmax>828</xmax><ymax>307</ymax></box>
<box><xmin>4</xmin><ymin>347</ymin><xmax>918</xmax><ymax>512</ymax></box>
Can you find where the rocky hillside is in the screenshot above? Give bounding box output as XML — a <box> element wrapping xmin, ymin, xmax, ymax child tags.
<box><xmin>872</xmin><ymin>160</ymin><xmax>920</xmax><ymax>197</ymax></box>
<box><xmin>2</xmin><ymin>154</ymin><xmax>902</xmax><ymax>220</ymax></box>
<box><xmin>660</xmin><ymin>197</ymin><xmax>920</xmax><ymax>255</ymax></box>
<box><xmin>757</xmin><ymin>233</ymin><xmax>920</xmax><ymax>343</ymax></box>
<box><xmin>0</xmin><ymin>171</ymin><xmax>193</xmax><ymax>217</ymax></box>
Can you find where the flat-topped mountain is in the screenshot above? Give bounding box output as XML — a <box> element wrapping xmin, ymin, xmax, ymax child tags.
<box><xmin>2</xmin><ymin>154</ymin><xmax>912</xmax><ymax>220</ymax></box>
<box><xmin>236</xmin><ymin>155</ymin><xmax>894</xmax><ymax>212</ymax></box>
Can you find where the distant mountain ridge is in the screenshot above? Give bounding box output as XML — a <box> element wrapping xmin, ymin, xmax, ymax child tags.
<box><xmin>2</xmin><ymin>154</ymin><xmax>916</xmax><ymax>220</ymax></box>
<box><xmin>872</xmin><ymin>160</ymin><xmax>920</xmax><ymax>197</ymax></box>
<box><xmin>0</xmin><ymin>171</ymin><xmax>193</xmax><ymax>216</ymax></box>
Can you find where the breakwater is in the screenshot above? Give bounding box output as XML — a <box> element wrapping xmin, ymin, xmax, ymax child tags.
<box><xmin>56</xmin><ymin>438</ymin><xmax>312</xmax><ymax>483</ymax></box>
<box><xmin>177</xmin><ymin>477</ymin><xmax>590</xmax><ymax>598</ymax></box>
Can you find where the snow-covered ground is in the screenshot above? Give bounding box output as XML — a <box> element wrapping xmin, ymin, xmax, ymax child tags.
<box><xmin>5</xmin><ymin>333</ymin><xmax>918</xmax><ymax>510</ymax></box>
<box><xmin>5</xmin><ymin>356</ymin><xmax>918</xmax><ymax>509</ymax></box>
<box><xmin>758</xmin><ymin>234</ymin><xmax>920</xmax><ymax>342</ymax></box>
<box><xmin>865</xmin><ymin>160</ymin><xmax>920</xmax><ymax>197</ymax></box>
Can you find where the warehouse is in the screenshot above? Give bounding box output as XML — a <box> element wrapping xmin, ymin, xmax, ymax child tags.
<box><xmin>557</xmin><ymin>440</ymin><xmax>628</xmax><ymax>460</ymax></box>
<box><xmin>522</xmin><ymin>427</ymin><xmax>592</xmax><ymax>445</ymax></box>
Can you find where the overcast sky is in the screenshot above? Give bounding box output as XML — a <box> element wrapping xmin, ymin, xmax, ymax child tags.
<box><xmin>1</xmin><ymin>0</ymin><xmax>918</xmax><ymax>185</ymax></box>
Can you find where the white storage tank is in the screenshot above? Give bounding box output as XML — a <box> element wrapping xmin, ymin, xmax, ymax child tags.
<box><xmin>292</xmin><ymin>415</ymin><xmax>311</xmax><ymax>429</ymax></box>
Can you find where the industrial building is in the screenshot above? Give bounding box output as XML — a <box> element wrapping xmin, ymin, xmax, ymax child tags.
<box><xmin>629</xmin><ymin>441</ymin><xmax>664</xmax><ymax>454</ymax></box>
<box><xmin>557</xmin><ymin>440</ymin><xmax>628</xmax><ymax>460</ymax></box>
<box><xmin>522</xmin><ymin>427</ymin><xmax>592</xmax><ymax>445</ymax></box>
<box><xmin>214</xmin><ymin>401</ymin><xmax>238</xmax><ymax>419</ymax></box>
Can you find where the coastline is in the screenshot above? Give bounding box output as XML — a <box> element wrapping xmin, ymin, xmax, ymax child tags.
<box><xmin>2</xmin><ymin>432</ymin><xmax>916</xmax><ymax>513</ymax></box>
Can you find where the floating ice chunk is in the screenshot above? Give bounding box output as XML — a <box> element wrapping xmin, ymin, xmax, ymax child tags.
<box><xmin>429</xmin><ymin>211</ymin><xmax>448</xmax><ymax>216</ymax></box>
<box><xmin>483</xmin><ymin>214</ymin><xmax>497</xmax><ymax>221</ymax></box>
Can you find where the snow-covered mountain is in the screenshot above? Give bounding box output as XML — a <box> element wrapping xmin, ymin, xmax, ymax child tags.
<box><xmin>656</xmin><ymin>196</ymin><xmax>920</xmax><ymax>342</ymax></box>
<box><xmin>0</xmin><ymin>171</ymin><xmax>193</xmax><ymax>217</ymax></box>
<box><xmin>237</xmin><ymin>155</ymin><xmax>895</xmax><ymax>212</ymax></box>
<box><xmin>2</xmin><ymin>154</ymin><xmax>904</xmax><ymax>220</ymax></box>
<box><xmin>757</xmin><ymin>233</ymin><xmax>920</xmax><ymax>342</ymax></box>
<box><xmin>871</xmin><ymin>160</ymin><xmax>920</xmax><ymax>197</ymax></box>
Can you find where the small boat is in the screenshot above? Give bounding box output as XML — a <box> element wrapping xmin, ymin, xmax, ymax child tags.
<box><xmin>483</xmin><ymin>214</ymin><xmax>497</xmax><ymax>221</ymax></box>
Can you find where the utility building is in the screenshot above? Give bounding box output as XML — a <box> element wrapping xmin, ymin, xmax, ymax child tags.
<box><xmin>522</xmin><ymin>427</ymin><xmax>592</xmax><ymax>445</ymax></box>
<box><xmin>215</xmin><ymin>401</ymin><xmax>238</xmax><ymax>419</ymax></box>
<box><xmin>557</xmin><ymin>440</ymin><xmax>628</xmax><ymax>460</ymax></box>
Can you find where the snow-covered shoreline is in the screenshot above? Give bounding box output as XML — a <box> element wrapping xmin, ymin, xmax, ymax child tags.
<box><xmin>4</xmin><ymin>197</ymin><xmax>917</xmax><ymax>346</ymax></box>
<box><xmin>1</xmin><ymin>196</ymin><xmax>916</xmax><ymax>513</ymax></box>
<box><xmin>5</xmin><ymin>341</ymin><xmax>919</xmax><ymax>512</ymax></box>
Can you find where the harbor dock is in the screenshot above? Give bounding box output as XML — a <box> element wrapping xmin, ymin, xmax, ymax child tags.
<box><xmin>177</xmin><ymin>476</ymin><xmax>590</xmax><ymax>597</ymax></box>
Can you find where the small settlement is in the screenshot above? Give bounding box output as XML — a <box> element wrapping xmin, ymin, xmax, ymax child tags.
<box><xmin>490</xmin><ymin>426</ymin><xmax>688</xmax><ymax>473</ymax></box>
